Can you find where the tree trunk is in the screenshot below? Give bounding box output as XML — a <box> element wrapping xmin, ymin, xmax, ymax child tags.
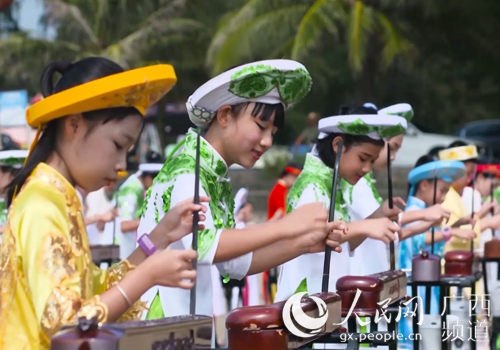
<box><xmin>356</xmin><ymin>36</ymin><xmax>379</xmax><ymax>103</ymax></box>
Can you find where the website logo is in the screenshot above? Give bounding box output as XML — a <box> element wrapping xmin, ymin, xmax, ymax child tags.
<box><xmin>282</xmin><ymin>292</ymin><xmax>329</xmax><ymax>338</ymax></box>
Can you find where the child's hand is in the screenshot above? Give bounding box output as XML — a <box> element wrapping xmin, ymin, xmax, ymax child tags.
<box><xmin>363</xmin><ymin>218</ymin><xmax>400</xmax><ymax>244</ymax></box>
<box><xmin>422</xmin><ymin>204</ymin><xmax>450</xmax><ymax>224</ymax></box>
<box><xmin>325</xmin><ymin>220</ymin><xmax>348</xmax><ymax>253</ymax></box>
<box><xmin>146</xmin><ymin>249</ymin><xmax>197</xmax><ymax>289</ymax></box>
<box><xmin>150</xmin><ymin>196</ymin><xmax>210</xmax><ymax>250</ymax></box>
<box><xmin>380</xmin><ymin>197</ymin><xmax>405</xmax><ymax>221</ymax></box>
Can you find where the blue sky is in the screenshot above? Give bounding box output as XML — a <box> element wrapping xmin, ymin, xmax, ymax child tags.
<box><xmin>18</xmin><ymin>0</ymin><xmax>46</xmax><ymax>36</ymax></box>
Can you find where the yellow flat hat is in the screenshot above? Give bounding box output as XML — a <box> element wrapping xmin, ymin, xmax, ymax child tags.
<box><xmin>439</xmin><ymin>145</ymin><xmax>478</xmax><ymax>161</ymax></box>
<box><xmin>26</xmin><ymin>64</ymin><xmax>177</xmax><ymax>128</ymax></box>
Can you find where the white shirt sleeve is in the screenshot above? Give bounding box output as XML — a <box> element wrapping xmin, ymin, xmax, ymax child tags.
<box><xmin>296</xmin><ymin>183</ymin><xmax>354</xmax><ymax>257</ymax></box>
<box><xmin>137</xmin><ymin>174</ymin><xmax>252</xmax><ymax>279</ymax></box>
<box><xmin>347</xmin><ymin>177</ymin><xmax>381</xmax><ymax>221</ymax></box>
<box><xmin>462</xmin><ymin>186</ymin><xmax>482</xmax><ymax>215</ymax></box>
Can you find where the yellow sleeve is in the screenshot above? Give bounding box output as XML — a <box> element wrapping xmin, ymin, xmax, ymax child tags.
<box><xmin>441</xmin><ymin>190</ymin><xmax>481</xmax><ymax>252</ymax></box>
<box><xmin>90</xmin><ymin>260</ymin><xmax>147</xmax><ymax>321</ymax></box>
<box><xmin>441</xmin><ymin>192</ymin><xmax>461</xmax><ymax>227</ymax></box>
<box><xmin>16</xmin><ymin>181</ymin><xmax>107</xmax><ymax>338</ymax></box>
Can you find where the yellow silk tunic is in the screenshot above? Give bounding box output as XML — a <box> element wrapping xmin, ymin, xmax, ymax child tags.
<box><xmin>0</xmin><ymin>163</ymin><xmax>144</xmax><ymax>350</ymax></box>
<box><xmin>441</xmin><ymin>186</ymin><xmax>481</xmax><ymax>253</ymax></box>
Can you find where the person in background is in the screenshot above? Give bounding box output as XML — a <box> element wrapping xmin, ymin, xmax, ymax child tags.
<box><xmin>439</xmin><ymin>141</ymin><xmax>500</xmax><ymax>254</ymax></box>
<box><xmin>265</xmin><ymin>162</ymin><xmax>302</xmax><ymax>303</ymax></box>
<box><xmin>344</xmin><ymin>103</ymin><xmax>450</xmax><ymax>277</ymax></box>
<box><xmin>0</xmin><ymin>150</ymin><xmax>28</xmax><ymax>241</ymax></box>
<box><xmin>462</xmin><ymin>162</ymin><xmax>500</xmax><ymax>293</ymax></box>
<box><xmin>398</xmin><ymin>154</ymin><xmax>475</xmax><ymax>348</ymax></box>
<box><xmin>85</xmin><ymin>174</ymin><xmax>122</xmax><ymax>245</ymax></box>
<box><xmin>267</xmin><ymin>162</ymin><xmax>302</xmax><ymax>220</ymax></box>
<box><xmin>293</xmin><ymin>112</ymin><xmax>320</xmax><ymax>154</ymax></box>
<box><xmin>114</xmin><ymin>150</ymin><xmax>164</xmax><ymax>258</ymax></box>
<box><xmin>118</xmin><ymin>151</ymin><xmax>164</xmax><ymax>233</ymax></box>
<box><xmin>211</xmin><ymin>187</ymin><xmax>253</xmax><ymax>347</ymax></box>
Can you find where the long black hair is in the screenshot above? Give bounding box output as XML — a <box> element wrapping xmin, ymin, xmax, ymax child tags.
<box><xmin>315</xmin><ymin>105</ymin><xmax>385</xmax><ymax>169</ymax></box>
<box><xmin>7</xmin><ymin>57</ymin><xmax>141</xmax><ymax>205</ymax></box>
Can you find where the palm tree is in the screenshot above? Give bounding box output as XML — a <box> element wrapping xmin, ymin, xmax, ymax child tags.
<box><xmin>0</xmin><ymin>0</ymin><xmax>213</xmax><ymax>95</ymax></box>
<box><xmin>206</xmin><ymin>0</ymin><xmax>413</xmax><ymax>100</ymax></box>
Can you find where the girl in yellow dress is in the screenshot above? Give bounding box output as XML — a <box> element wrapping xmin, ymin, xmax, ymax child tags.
<box><xmin>0</xmin><ymin>57</ymin><xmax>209</xmax><ymax>350</ymax></box>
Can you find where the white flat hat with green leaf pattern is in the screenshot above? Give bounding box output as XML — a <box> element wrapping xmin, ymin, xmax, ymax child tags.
<box><xmin>317</xmin><ymin>103</ymin><xmax>413</xmax><ymax>140</ymax></box>
<box><xmin>378</xmin><ymin>103</ymin><xmax>414</xmax><ymax>122</ymax></box>
<box><xmin>0</xmin><ymin>150</ymin><xmax>28</xmax><ymax>169</ymax></box>
<box><xmin>318</xmin><ymin>114</ymin><xmax>408</xmax><ymax>140</ymax></box>
<box><xmin>186</xmin><ymin>59</ymin><xmax>312</xmax><ymax>127</ymax></box>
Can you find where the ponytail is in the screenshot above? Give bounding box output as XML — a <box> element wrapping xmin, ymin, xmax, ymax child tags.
<box><xmin>7</xmin><ymin>57</ymin><xmax>135</xmax><ymax>204</ymax></box>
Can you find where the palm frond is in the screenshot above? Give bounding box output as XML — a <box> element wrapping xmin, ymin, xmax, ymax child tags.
<box><xmin>0</xmin><ymin>33</ymin><xmax>80</xmax><ymax>92</ymax></box>
<box><xmin>291</xmin><ymin>0</ymin><xmax>346</xmax><ymax>60</ymax></box>
<box><xmin>207</xmin><ymin>5</ymin><xmax>309</xmax><ymax>75</ymax></box>
<box><xmin>101</xmin><ymin>18</ymin><xmax>205</xmax><ymax>68</ymax></box>
<box><xmin>376</xmin><ymin>12</ymin><xmax>414</xmax><ymax>69</ymax></box>
<box><xmin>347</xmin><ymin>0</ymin><xmax>374</xmax><ymax>73</ymax></box>
<box><xmin>42</xmin><ymin>0</ymin><xmax>99</xmax><ymax>46</ymax></box>
<box><xmin>205</xmin><ymin>0</ymin><xmax>274</xmax><ymax>72</ymax></box>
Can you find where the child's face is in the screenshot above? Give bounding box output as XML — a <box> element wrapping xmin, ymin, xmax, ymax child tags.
<box><xmin>335</xmin><ymin>137</ymin><xmax>384</xmax><ymax>185</ymax></box>
<box><xmin>476</xmin><ymin>174</ymin><xmax>498</xmax><ymax>198</ymax></box>
<box><xmin>374</xmin><ymin>134</ymin><xmax>404</xmax><ymax>171</ymax></box>
<box><xmin>62</xmin><ymin>113</ymin><xmax>142</xmax><ymax>192</ymax></box>
<box><xmin>218</xmin><ymin>103</ymin><xmax>278</xmax><ymax>169</ymax></box>
<box><xmin>419</xmin><ymin>179</ymin><xmax>451</xmax><ymax>206</ymax></box>
<box><xmin>282</xmin><ymin>173</ymin><xmax>299</xmax><ymax>189</ymax></box>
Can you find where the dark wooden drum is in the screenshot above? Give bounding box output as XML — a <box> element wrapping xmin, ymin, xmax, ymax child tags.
<box><xmin>336</xmin><ymin>270</ymin><xmax>407</xmax><ymax>316</ymax></box>
<box><xmin>444</xmin><ymin>251</ymin><xmax>475</xmax><ymax>276</ymax></box>
<box><xmin>485</xmin><ymin>238</ymin><xmax>500</xmax><ymax>259</ymax></box>
<box><xmin>226</xmin><ymin>292</ymin><xmax>342</xmax><ymax>350</ymax></box>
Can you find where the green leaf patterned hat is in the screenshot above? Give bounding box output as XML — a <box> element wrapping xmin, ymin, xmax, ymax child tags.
<box><xmin>0</xmin><ymin>150</ymin><xmax>29</xmax><ymax>169</ymax></box>
<box><xmin>318</xmin><ymin>112</ymin><xmax>408</xmax><ymax>140</ymax></box>
<box><xmin>378</xmin><ymin>103</ymin><xmax>414</xmax><ymax>122</ymax></box>
<box><xmin>186</xmin><ymin>60</ymin><xmax>312</xmax><ymax>127</ymax></box>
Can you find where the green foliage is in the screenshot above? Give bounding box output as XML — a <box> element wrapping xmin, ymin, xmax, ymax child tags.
<box><xmin>0</xmin><ymin>0</ymin><xmax>500</xmax><ymax>138</ymax></box>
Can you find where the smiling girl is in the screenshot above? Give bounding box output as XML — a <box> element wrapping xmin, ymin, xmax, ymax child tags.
<box><xmin>0</xmin><ymin>57</ymin><xmax>210</xmax><ymax>350</ymax></box>
<box><xmin>344</xmin><ymin>104</ymin><xmax>451</xmax><ymax>276</ymax></box>
<box><xmin>274</xmin><ymin>105</ymin><xmax>411</xmax><ymax>303</ymax></box>
<box><xmin>137</xmin><ymin>60</ymin><xmax>346</xmax><ymax>330</ymax></box>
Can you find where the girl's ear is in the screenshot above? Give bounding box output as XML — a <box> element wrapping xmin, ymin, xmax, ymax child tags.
<box><xmin>331</xmin><ymin>136</ymin><xmax>345</xmax><ymax>154</ymax></box>
<box><xmin>215</xmin><ymin>105</ymin><xmax>232</xmax><ymax>129</ymax></box>
<box><xmin>62</xmin><ymin>113</ymin><xmax>85</xmax><ymax>141</ymax></box>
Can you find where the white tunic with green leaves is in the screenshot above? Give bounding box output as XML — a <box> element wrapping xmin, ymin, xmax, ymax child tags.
<box><xmin>137</xmin><ymin>129</ymin><xmax>252</xmax><ymax>321</ymax></box>
<box><xmin>274</xmin><ymin>153</ymin><xmax>353</xmax><ymax>302</ymax></box>
<box><xmin>343</xmin><ymin>173</ymin><xmax>391</xmax><ymax>276</ymax></box>
<box><xmin>114</xmin><ymin>174</ymin><xmax>144</xmax><ymax>258</ymax></box>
